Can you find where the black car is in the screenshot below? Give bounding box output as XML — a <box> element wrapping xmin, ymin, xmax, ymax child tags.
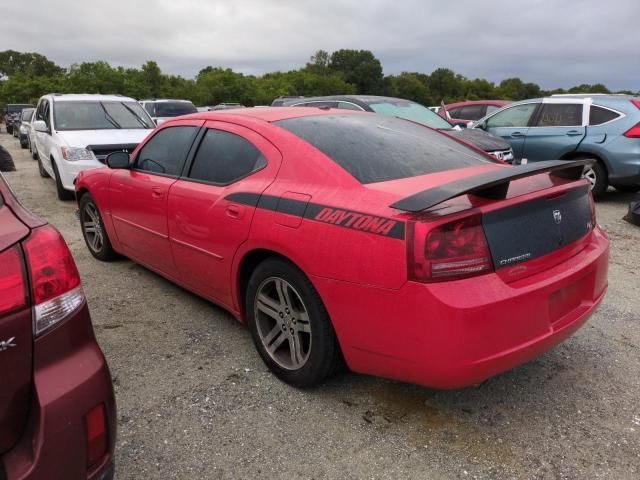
<box><xmin>17</xmin><ymin>108</ymin><xmax>35</xmax><ymax>149</ymax></box>
<box><xmin>4</xmin><ymin>104</ymin><xmax>34</xmax><ymax>135</ymax></box>
<box><xmin>277</xmin><ymin>95</ymin><xmax>515</xmax><ymax>162</ymax></box>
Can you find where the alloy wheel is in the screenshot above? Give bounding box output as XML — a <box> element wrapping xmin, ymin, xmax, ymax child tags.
<box><xmin>254</xmin><ymin>277</ymin><xmax>312</xmax><ymax>370</ymax></box>
<box><xmin>82</xmin><ymin>202</ymin><xmax>104</xmax><ymax>253</ymax></box>
<box><xmin>583</xmin><ymin>166</ymin><xmax>597</xmax><ymax>190</ymax></box>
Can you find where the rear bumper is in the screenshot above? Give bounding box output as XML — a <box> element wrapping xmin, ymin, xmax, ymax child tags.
<box><xmin>1</xmin><ymin>304</ymin><xmax>116</xmax><ymax>480</ymax></box>
<box><xmin>315</xmin><ymin>227</ymin><xmax>609</xmax><ymax>389</ymax></box>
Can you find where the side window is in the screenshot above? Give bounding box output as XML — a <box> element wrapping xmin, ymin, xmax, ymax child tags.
<box><xmin>486</xmin><ymin>103</ymin><xmax>537</xmax><ymax>128</ymax></box>
<box><xmin>533</xmin><ymin>104</ymin><xmax>582</xmax><ymax>127</ymax></box>
<box><xmin>42</xmin><ymin>101</ymin><xmax>51</xmax><ymax>130</ymax></box>
<box><xmin>485</xmin><ymin>104</ymin><xmax>501</xmax><ymax>115</ymax></box>
<box><xmin>188</xmin><ymin>129</ymin><xmax>266</xmax><ymax>185</ymax></box>
<box><xmin>144</xmin><ymin>103</ymin><xmax>155</xmax><ymax>116</ymax></box>
<box><xmin>589</xmin><ymin>106</ymin><xmax>620</xmax><ymax>126</ymax></box>
<box><xmin>337</xmin><ymin>101</ymin><xmax>363</xmax><ymax>111</ymax></box>
<box><xmin>298</xmin><ymin>101</ymin><xmax>337</xmax><ymax>109</ymax></box>
<box><xmin>457</xmin><ymin>104</ymin><xmax>485</xmax><ymax>121</ymax></box>
<box><xmin>136</xmin><ymin>126</ymin><xmax>198</xmax><ymax>176</ymax></box>
<box><xmin>448</xmin><ymin>107</ymin><xmax>463</xmax><ymax>118</ymax></box>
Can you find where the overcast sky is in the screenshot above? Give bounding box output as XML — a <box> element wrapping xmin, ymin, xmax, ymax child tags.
<box><xmin>2</xmin><ymin>0</ymin><xmax>638</xmax><ymax>91</ymax></box>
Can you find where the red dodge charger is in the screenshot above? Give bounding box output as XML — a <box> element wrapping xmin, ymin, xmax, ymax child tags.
<box><xmin>75</xmin><ymin>107</ymin><xmax>609</xmax><ymax>388</ymax></box>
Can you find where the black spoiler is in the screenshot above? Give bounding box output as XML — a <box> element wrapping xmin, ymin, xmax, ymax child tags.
<box><xmin>390</xmin><ymin>159</ymin><xmax>594</xmax><ymax>213</ymax></box>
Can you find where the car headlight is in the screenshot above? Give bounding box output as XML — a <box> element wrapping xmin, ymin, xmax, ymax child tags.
<box><xmin>61</xmin><ymin>147</ymin><xmax>95</xmax><ymax>162</ymax></box>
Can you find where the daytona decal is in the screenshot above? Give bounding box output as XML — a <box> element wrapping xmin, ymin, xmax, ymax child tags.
<box><xmin>225</xmin><ymin>192</ymin><xmax>405</xmax><ymax>239</ymax></box>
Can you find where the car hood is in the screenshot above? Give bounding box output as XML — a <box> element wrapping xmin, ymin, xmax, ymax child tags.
<box><xmin>56</xmin><ymin>129</ymin><xmax>153</xmax><ymax>148</ymax></box>
<box><xmin>446</xmin><ymin>128</ymin><xmax>511</xmax><ymax>152</ymax></box>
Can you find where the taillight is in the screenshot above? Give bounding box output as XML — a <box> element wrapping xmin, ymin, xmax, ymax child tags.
<box><xmin>85</xmin><ymin>404</ymin><xmax>108</xmax><ymax>468</ymax></box>
<box><xmin>23</xmin><ymin>225</ymin><xmax>84</xmax><ymax>335</ymax></box>
<box><xmin>0</xmin><ymin>246</ymin><xmax>28</xmax><ymax>316</ymax></box>
<box><xmin>623</xmin><ymin>122</ymin><xmax>640</xmax><ymax>138</ymax></box>
<box><xmin>408</xmin><ymin>213</ymin><xmax>494</xmax><ymax>282</ymax></box>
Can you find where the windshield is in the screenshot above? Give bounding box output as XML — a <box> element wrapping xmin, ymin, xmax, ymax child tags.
<box><xmin>368</xmin><ymin>100</ymin><xmax>452</xmax><ymax>129</ymax></box>
<box><xmin>276</xmin><ymin>114</ymin><xmax>494</xmax><ymax>184</ymax></box>
<box><xmin>155</xmin><ymin>102</ymin><xmax>197</xmax><ymax>117</ymax></box>
<box><xmin>54</xmin><ymin>101</ymin><xmax>155</xmax><ymax>130</ymax></box>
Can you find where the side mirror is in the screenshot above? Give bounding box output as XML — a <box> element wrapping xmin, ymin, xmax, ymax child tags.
<box><xmin>106</xmin><ymin>151</ymin><xmax>130</xmax><ymax>169</ymax></box>
<box><xmin>32</xmin><ymin>120</ymin><xmax>48</xmax><ymax>133</ymax></box>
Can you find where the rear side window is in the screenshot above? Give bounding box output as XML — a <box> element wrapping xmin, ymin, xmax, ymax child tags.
<box><xmin>188</xmin><ymin>129</ymin><xmax>266</xmax><ymax>184</ymax></box>
<box><xmin>534</xmin><ymin>104</ymin><xmax>583</xmax><ymax>127</ymax></box>
<box><xmin>136</xmin><ymin>126</ymin><xmax>198</xmax><ymax>176</ymax></box>
<box><xmin>589</xmin><ymin>106</ymin><xmax>620</xmax><ymax>125</ymax></box>
<box><xmin>275</xmin><ymin>114</ymin><xmax>494</xmax><ymax>184</ymax></box>
<box><xmin>486</xmin><ymin>105</ymin><xmax>501</xmax><ymax>115</ymax></box>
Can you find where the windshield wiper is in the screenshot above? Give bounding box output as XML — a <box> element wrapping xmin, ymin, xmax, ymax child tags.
<box><xmin>99</xmin><ymin>102</ymin><xmax>121</xmax><ymax>129</ymax></box>
<box><xmin>121</xmin><ymin>102</ymin><xmax>152</xmax><ymax>128</ymax></box>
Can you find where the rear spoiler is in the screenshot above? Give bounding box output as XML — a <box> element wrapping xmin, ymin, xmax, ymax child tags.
<box><xmin>390</xmin><ymin>159</ymin><xmax>595</xmax><ymax>213</ymax></box>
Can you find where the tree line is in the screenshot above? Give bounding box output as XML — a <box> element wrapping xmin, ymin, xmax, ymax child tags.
<box><xmin>0</xmin><ymin>49</ymin><xmax>634</xmax><ymax>109</ymax></box>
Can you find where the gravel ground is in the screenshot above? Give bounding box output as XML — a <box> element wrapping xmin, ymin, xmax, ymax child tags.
<box><xmin>1</xmin><ymin>131</ymin><xmax>639</xmax><ymax>480</ymax></box>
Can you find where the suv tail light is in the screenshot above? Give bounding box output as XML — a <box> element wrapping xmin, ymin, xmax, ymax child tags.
<box><xmin>0</xmin><ymin>246</ymin><xmax>28</xmax><ymax>316</ymax></box>
<box><xmin>408</xmin><ymin>213</ymin><xmax>494</xmax><ymax>282</ymax></box>
<box><xmin>23</xmin><ymin>225</ymin><xmax>84</xmax><ymax>335</ymax></box>
<box><xmin>623</xmin><ymin>122</ymin><xmax>640</xmax><ymax>138</ymax></box>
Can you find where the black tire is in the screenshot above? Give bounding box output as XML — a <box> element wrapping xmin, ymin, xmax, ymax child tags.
<box><xmin>51</xmin><ymin>159</ymin><xmax>73</xmax><ymax>200</ymax></box>
<box><xmin>582</xmin><ymin>160</ymin><xmax>607</xmax><ymax>199</ymax></box>
<box><xmin>20</xmin><ymin>140</ymin><xmax>27</xmax><ymax>149</ymax></box>
<box><xmin>0</xmin><ymin>145</ymin><xmax>16</xmax><ymax>172</ymax></box>
<box><xmin>37</xmin><ymin>153</ymin><xmax>49</xmax><ymax>178</ymax></box>
<box><xmin>615</xmin><ymin>185</ymin><xmax>640</xmax><ymax>194</ymax></box>
<box><xmin>6</xmin><ymin>126</ymin><xmax>12</xmax><ymax>135</ymax></box>
<box><xmin>79</xmin><ymin>193</ymin><xmax>118</xmax><ymax>261</ymax></box>
<box><xmin>246</xmin><ymin>257</ymin><xmax>341</xmax><ymax>387</ymax></box>
<box><xmin>32</xmin><ymin>148</ymin><xmax>38</xmax><ymax>160</ymax></box>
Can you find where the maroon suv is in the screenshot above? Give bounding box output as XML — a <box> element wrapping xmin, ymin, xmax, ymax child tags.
<box><xmin>0</xmin><ymin>173</ymin><xmax>115</xmax><ymax>480</ymax></box>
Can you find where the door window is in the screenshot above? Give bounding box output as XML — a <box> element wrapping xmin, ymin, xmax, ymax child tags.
<box><xmin>486</xmin><ymin>105</ymin><xmax>501</xmax><ymax>115</ymax></box>
<box><xmin>188</xmin><ymin>129</ymin><xmax>266</xmax><ymax>185</ymax></box>
<box><xmin>533</xmin><ymin>104</ymin><xmax>582</xmax><ymax>127</ymax></box>
<box><xmin>448</xmin><ymin>107</ymin><xmax>463</xmax><ymax>118</ymax></box>
<box><xmin>457</xmin><ymin>104</ymin><xmax>485</xmax><ymax>121</ymax></box>
<box><xmin>136</xmin><ymin>126</ymin><xmax>198</xmax><ymax>176</ymax></box>
<box><xmin>337</xmin><ymin>101</ymin><xmax>363</xmax><ymax>111</ymax></box>
<box><xmin>486</xmin><ymin>103</ymin><xmax>537</xmax><ymax>128</ymax></box>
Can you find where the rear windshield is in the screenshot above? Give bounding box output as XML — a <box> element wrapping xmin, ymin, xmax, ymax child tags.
<box><xmin>275</xmin><ymin>114</ymin><xmax>494</xmax><ymax>184</ymax></box>
<box><xmin>7</xmin><ymin>104</ymin><xmax>32</xmax><ymax>113</ymax></box>
<box><xmin>366</xmin><ymin>99</ymin><xmax>452</xmax><ymax>129</ymax></box>
<box><xmin>155</xmin><ymin>102</ymin><xmax>197</xmax><ymax>117</ymax></box>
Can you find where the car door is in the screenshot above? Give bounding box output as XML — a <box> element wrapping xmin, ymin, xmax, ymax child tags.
<box><xmin>483</xmin><ymin>102</ymin><xmax>539</xmax><ymax>159</ymax></box>
<box><xmin>167</xmin><ymin>121</ymin><xmax>282</xmax><ymax>307</ymax></box>
<box><xmin>520</xmin><ymin>100</ymin><xmax>587</xmax><ymax>162</ymax></box>
<box><xmin>34</xmin><ymin>99</ymin><xmax>53</xmax><ymax>165</ymax></box>
<box><xmin>109</xmin><ymin>120</ymin><xmax>202</xmax><ymax>275</ymax></box>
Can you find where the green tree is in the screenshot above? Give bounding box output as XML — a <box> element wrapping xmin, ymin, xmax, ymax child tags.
<box><xmin>305</xmin><ymin>50</ymin><xmax>331</xmax><ymax>76</ymax></box>
<box><xmin>0</xmin><ymin>50</ymin><xmax>64</xmax><ymax>78</ymax></box>
<box><xmin>384</xmin><ymin>72</ymin><xmax>433</xmax><ymax>106</ymax></box>
<box><xmin>329</xmin><ymin>49</ymin><xmax>384</xmax><ymax>94</ymax></box>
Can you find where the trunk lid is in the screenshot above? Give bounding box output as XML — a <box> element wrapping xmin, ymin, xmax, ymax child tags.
<box><xmin>0</xmin><ymin>197</ymin><xmax>33</xmax><ymax>454</ymax></box>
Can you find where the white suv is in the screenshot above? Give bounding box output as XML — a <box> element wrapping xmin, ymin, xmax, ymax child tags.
<box><xmin>139</xmin><ymin>99</ymin><xmax>197</xmax><ymax>125</ymax></box>
<box><xmin>33</xmin><ymin>94</ymin><xmax>155</xmax><ymax>200</ymax></box>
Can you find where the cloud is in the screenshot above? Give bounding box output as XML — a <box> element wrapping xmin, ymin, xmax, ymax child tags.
<box><xmin>2</xmin><ymin>0</ymin><xmax>638</xmax><ymax>91</ymax></box>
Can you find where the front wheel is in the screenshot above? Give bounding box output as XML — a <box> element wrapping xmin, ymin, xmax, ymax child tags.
<box><xmin>79</xmin><ymin>193</ymin><xmax>118</xmax><ymax>261</ymax></box>
<box><xmin>246</xmin><ymin>258</ymin><xmax>341</xmax><ymax>387</ymax></box>
<box><xmin>52</xmin><ymin>160</ymin><xmax>74</xmax><ymax>200</ymax></box>
<box><xmin>582</xmin><ymin>161</ymin><xmax>607</xmax><ymax>198</ymax></box>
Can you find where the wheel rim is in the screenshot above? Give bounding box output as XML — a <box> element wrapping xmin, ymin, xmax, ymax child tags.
<box><xmin>82</xmin><ymin>202</ymin><xmax>104</xmax><ymax>253</ymax></box>
<box><xmin>254</xmin><ymin>277</ymin><xmax>312</xmax><ymax>370</ymax></box>
<box><xmin>583</xmin><ymin>166</ymin><xmax>597</xmax><ymax>190</ymax></box>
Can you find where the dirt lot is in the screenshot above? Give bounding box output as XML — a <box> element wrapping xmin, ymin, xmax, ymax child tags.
<box><xmin>2</xmin><ymin>131</ymin><xmax>639</xmax><ymax>479</ymax></box>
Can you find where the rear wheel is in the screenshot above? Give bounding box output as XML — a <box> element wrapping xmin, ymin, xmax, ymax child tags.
<box><xmin>246</xmin><ymin>258</ymin><xmax>341</xmax><ymax>387</ymax></box>
<box><xmin>80</xmin><ymin>193</ymin><xmax>117</xmax><ymax>261</ymax></box>
<box><xmin>52</xmin><ymin>160</ymin><xmax>73</xmax><ymax>200</ymax></box>
<box><xmin>582</xmin><ymin>160</ymin><xmax>607</xmax><ymax>198</ymax></box>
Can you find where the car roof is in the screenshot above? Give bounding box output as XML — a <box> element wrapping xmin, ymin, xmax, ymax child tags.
<box><xmin>46</xmin><ymin>93</ymin><xmax>138</xmax><ymax>102</ymax></box>
<box><xmin>140</xmin><ymin>99</ymin><xmax>194</xmax><ymax>103</ymax></box>
<box><xmin>282</xmin><ymin>95</ymin><xmax>425</xmax><ymax>107</ymax></box>
<box><xmin>167</xmin><ymin>106</ymin><xmax>365</xmax><ymax>124</ymax></box>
